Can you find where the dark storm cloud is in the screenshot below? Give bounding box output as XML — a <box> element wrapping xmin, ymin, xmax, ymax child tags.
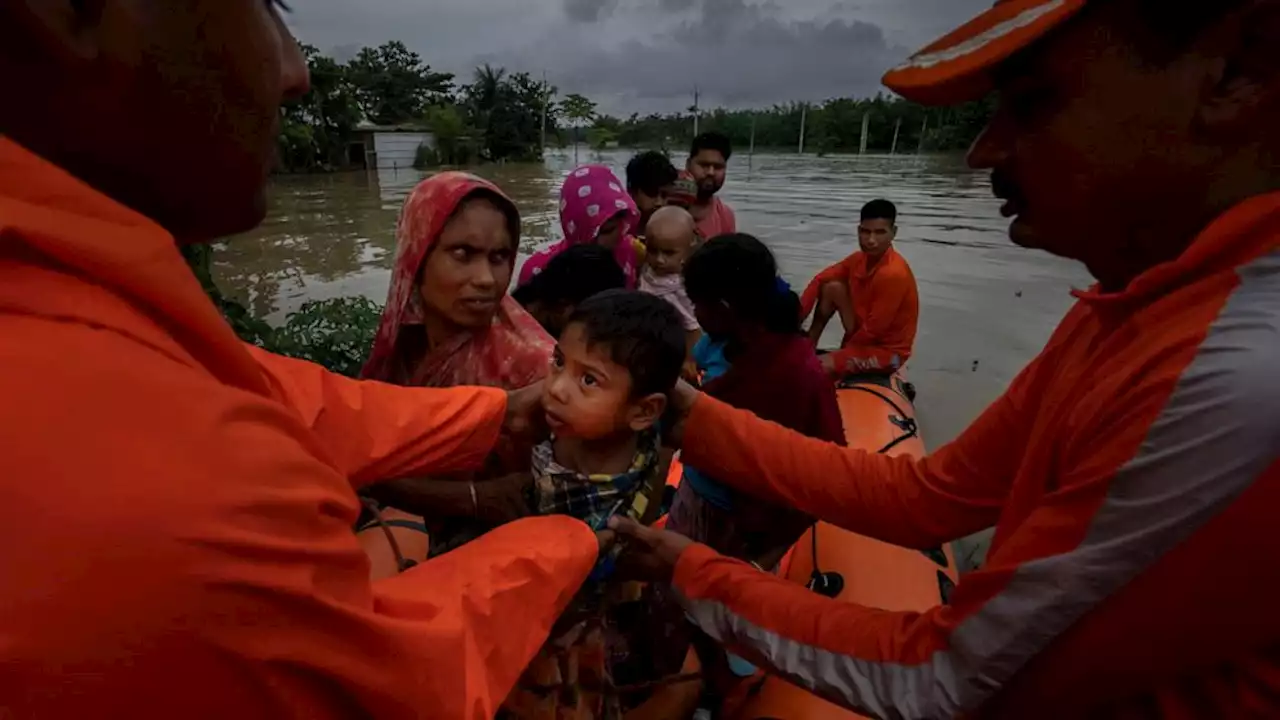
<box><xmin>564</xmin><ymin>0</ymin><xmax>622</xmax><ymax>23</ymax></box>
<box><xmin>284</xmin><ymin>0</ymin><xmax>995</xmax><ymax>114</ymax></box>
<box><xmin>486</xmin><ymin>0</ymin><xmax>910</xmax><ymax>113</ymax></box>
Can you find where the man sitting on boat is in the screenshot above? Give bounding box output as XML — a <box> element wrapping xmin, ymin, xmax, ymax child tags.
<box><xmin>800</xmin><ymin>199</ymin><xmax>920</xmax><ymax>377</ymax></box>
<box><xmin>610</xmin><ymin>0</ymin><xmax>1280</xmax><ymax>717</ymax></box>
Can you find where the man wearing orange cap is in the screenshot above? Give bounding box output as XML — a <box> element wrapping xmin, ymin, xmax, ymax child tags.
<box><xmin>611</xmin><ymin>1</ymin><xmax>1280</xmax><ymax>717</ymax></box>
<box><xmin>0</xmin><ymin>2</ymin><xmax>605</xmax><ymax>718</ymax></box>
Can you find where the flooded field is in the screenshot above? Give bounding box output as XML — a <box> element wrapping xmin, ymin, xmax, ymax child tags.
<box><xmin>215</xmin><ymin>149</ymin><xmax>1091</xmax><ymax>452</ymax></box>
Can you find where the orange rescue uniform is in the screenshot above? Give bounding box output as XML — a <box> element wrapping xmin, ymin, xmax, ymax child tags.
<box><xmin>0</xmin><ymin>138</ymin><xmax>600</xmax><ymax>718</ymax></box>
<box><xmin>799</xmin><ymin>246</ymin><xmax>919</xmax><ymax>373</ymax></box>
<box><xmin>675</xmin><ymin>193</ymin><xmax>1280</xmax><ymax>718</ymax></box>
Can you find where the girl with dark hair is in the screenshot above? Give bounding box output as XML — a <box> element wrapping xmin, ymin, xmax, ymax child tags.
<box><xmin>676</xmin><ymin>232</ymin><xmax>845</xmax><ymax>565</ymax></box>
<box><xmin>666</xmin><ymin>233</ymin><xmax>845</xmax><ymax>695</ymax></box>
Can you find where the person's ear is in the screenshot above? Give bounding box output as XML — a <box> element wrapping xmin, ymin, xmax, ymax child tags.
<box><xmin>8</xmin><ymin>0</ymin><xmax>109</xmax><ymax>62</ymax></box>
<box><xmin>627</xmin><ymin>392</ymin><xmax>669</xmax><ymax>432</ymax></box>
<box><xmin>1196</xmin><ymin>2</ymin><xmax>1280</xmax><ymax>135</ymax></box>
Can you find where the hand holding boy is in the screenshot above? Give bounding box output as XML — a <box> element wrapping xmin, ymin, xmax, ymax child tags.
<box><xmin>504</xmin><ymin>379</ymin><xmax>550</xmax><ymax>440</ymax></box>
<box><xmin>607</xmin><ymin>515</ymin><xmax>694</xmax><ymax>584</ymax></box>
<box><xmin>661</xmin><ymin>378</ymin><xmax>700</xmax><ymax>448</ymax></box>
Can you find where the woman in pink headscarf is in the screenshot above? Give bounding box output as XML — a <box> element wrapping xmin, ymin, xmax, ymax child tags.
<box><xmin>518</xmin><ymin>164</ymin><xmax>643</xmax><ymax>288</ymax></box>
<box><xmin>358</xmin><ymin>172</ymin><xmax>553</xmax><ymax>577</ymax></box>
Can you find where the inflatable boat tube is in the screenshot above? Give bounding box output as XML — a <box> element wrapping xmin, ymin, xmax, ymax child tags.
<box><xmin>729</xmin><ymin>371</ymin><xmax>959</xmax><ymax>720</ymax></box>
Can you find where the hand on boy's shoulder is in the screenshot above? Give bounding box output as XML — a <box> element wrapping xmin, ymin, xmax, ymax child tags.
<box><xmin>660</xmin><ymin>378</ymin><xmax>700</xmax><ymax>448</ymax></box>
<box><xmin>504</xmin><ymin>379</ymin><xmax>549</xmax><ymax>441</ymax></box>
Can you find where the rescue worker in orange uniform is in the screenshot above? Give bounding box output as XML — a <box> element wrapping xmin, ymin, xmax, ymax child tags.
<box><xmin>800</xmin><ymin>198</ymin><xmax>920</xmax><ymax>376</ymax></box>
<box><xmin>611</xmin><ymin>0</ymin><xmax>1280</xmax><ymax>717</ymax></box>
<box><xmin>0</xmin><ymin>2</ymin><xmax>606</xmax><ymax>718</ymax></box>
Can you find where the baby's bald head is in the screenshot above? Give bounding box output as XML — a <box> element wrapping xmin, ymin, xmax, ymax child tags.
<box><xmin>644</xmin><ymin>206</ymin><xmax>698</xmax><ymax>277</ymax></box>
<box><xmin>648</xmin><ymin>206</ymin><xmax>697</xmax><ymax>245</ymax></box>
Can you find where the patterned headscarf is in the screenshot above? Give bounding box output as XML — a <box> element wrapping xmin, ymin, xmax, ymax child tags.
<box><xmin>666</xmin><ymin>170</ymin><xmax>698</xmax><ymax>209</ymax></box>
<box><xmin>362</xmin><ymin>172</ymin><xmax>553</xmax><ymax>389</ymax></box>
<box><xmin>517</xmin><ymin>165</ymin><xmax>642</xmax><ymax>289</ymax></box>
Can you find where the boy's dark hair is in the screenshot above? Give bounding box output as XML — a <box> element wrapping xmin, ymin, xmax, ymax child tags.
<box><xmin>566</xmin><ymin>289</ymin><xmax>685</xmax><ymax>397</ymax></box>
<box><xmin>683</xmin><ymin>233</ymin><xmax>801</xmax><ymax>335</ymax></box>
<box><xmin>860</xmin><ymin>199</ymin><xmax>897</xmax><ymax>224</ymax></box>
<box><xmin>625</xmin><ymin>151</ymin><xmax>678</xmax><ymax>197</ymax></box>
<box><xmin>689</xmin><ymin>131</ymin><xmax>733</xmax><ymax>162</ymax></box>
<box><xmin>511</xmin><ymin>245</ymin><xmax>626</xmax><ymax>309</ymax></box>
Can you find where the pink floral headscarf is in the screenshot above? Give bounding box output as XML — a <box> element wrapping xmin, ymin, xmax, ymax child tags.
<box><xmin>517</xmin><ymin>164</ymin><xmax>641</xmax><ymax>288</ymax></box>
<box><xmin>362</xmin><ymin>172</ymin><xmax>553</xmax><ymax>389</ymax></box>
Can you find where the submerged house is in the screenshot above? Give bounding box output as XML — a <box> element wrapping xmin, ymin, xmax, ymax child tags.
<box><xmin>348</xmin><ymin>122</ymin><xmax>436</xmax><ymax>171</ymax></box>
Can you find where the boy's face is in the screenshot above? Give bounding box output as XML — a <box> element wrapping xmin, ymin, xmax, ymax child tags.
<box><xmin>542</xmin><ymin>323</ymin><xmax>667</xmax><ymax>441</ymax></box>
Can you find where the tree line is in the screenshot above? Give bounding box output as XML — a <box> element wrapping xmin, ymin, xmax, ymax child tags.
<box><xmin>277</xmin><ymin>41</ymin><xmax>996</xmax><ymax>173</ymax></box>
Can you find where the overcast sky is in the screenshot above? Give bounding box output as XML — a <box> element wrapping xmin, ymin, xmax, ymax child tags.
<box><xmin>286</xmin><ymin>0</ymin><xmax>991</xmax><ymax>114</ymax></box>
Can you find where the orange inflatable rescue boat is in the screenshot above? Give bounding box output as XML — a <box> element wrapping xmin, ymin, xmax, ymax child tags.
<box><xmin>724</xmin><ymin>371</ymin><xmax>959</xmax><ymax>720</ymax></box>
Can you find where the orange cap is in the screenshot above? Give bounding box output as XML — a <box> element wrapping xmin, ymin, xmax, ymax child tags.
<box><xmin>882</xmin><ymin>0</ymin><xmax>1088</xmax><ymax>106</ymax></box>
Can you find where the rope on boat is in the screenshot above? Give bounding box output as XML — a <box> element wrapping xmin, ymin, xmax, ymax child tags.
<box><xmin>806</xmin><ymin>377</ymin><xmax>919</xmax><ymax>597</ymax></box>
<box><xmin>359</xmin><ymin>497</ymin><xmax>420</xmax><ymax>573</ymax></box>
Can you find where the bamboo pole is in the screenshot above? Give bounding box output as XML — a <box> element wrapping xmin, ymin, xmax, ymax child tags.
<box><xmin>798</xmin><ymin>104</ymin><xmax>807</xmax><ymax>155</ymax></box>
<box><xmin>890</xmin><ymin>117</ymin><xmax>902</xmax><ymax>155</ymax></box>
<box><xmin>859</xmin><ymin>112</ymin><xmax>871</xmax><ymax>155</ymax></box>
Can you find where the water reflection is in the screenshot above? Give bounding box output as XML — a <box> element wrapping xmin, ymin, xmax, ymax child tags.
<box><xmin>214</xmin><ymin>148</ymin><xmax>1092</xmax><ymax>448</ymax></box>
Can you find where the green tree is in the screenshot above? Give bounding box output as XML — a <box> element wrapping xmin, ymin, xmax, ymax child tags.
<box><xmin>560</xmin><ymin>93</ymin><xmax>597</xmax><ymax>163</ymax></box>
<box><xmin>590</xmin><ymin>93</ymin><xmax>993</xmax><ymax>155</ymax></box>
<box><xmin>277</xmin><ymin>45</ymin><xmax>362</xmax><ymax>172</ymax></box>
<box><xmin>462</xmin><ymin>65</ymin><xmax>553</xmax><ymax>162</ymax></box>
<box><xmin>346</xmin><ymin>41</ymin><xmax>453</xmax><ymax>125</ymax></box>
<box><xmin>424</xmin><ymin>104</ymin><xmax>477</xmax><ymax>165</ymax></box>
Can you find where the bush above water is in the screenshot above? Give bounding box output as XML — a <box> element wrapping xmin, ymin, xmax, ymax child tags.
<box><xmin>181</xmin><ymin>243</ymin><xmax>383</xmax><ymax>377</ymax></box>
<box><xmin>271</xmin><ymin>297</ymin><xmax>384</xmax><ymax>378</ymax></box>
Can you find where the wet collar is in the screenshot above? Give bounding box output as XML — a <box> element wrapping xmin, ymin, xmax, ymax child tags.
<box><xmin>1072</xmin><ymin>192</ymin><xmax>1280</xmax><ymax>307</ymax></box>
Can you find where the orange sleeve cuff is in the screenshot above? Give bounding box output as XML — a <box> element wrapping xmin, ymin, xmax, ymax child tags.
<box><xmin>673</xmin><ymin>542</ymin><xmax>724</xmax><ymax>596</ymax></box>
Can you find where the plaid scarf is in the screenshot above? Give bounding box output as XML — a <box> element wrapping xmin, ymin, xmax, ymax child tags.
<box><xmin>530</xmin><ymin>431</ymin><xmax>661</xmax><ymax>530</ymax></box>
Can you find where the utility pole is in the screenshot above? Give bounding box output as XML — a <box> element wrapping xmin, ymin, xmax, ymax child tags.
<box><xmin>539</xmin><ymin>71</ymin><xmax>548</xmax><ymax>159</ymax></box>
<box><xmin>798</xmin><ymin>103</ymin><xmax>807</xmax><ymax>155</ymax></box>
<box><xmin>890</xmin><ymin>116</ymin><xmax>903</xmax><ymax>155</ymax></box>
<box><xmin>748</xmin><ymin>113</ymin><xmax>756</xmax><ymax>172</ymax></box>
<box><xmin>859</xmin><ymin>112</ymin><xmax>871</xmax><ymax>155</ymax></box>
<box><xmin>691</xmin><ymin>87</ymin><xmax>700</xmax><ymax>136</ymax></box>
<box><xmin>918</xmin><ymin>115</ymin><xmax>929</xmax><ymax>154</ymax></box>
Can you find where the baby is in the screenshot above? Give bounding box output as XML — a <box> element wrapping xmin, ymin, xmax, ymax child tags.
<box><xmin>504</xmin><ymin>289</ymin><xmax>691</xmax><ymax>719</ymax></box>
<box><xmin>638</xmin><ymin>205</ymin><xmax>702</xmax><ymax>379</ymax></box>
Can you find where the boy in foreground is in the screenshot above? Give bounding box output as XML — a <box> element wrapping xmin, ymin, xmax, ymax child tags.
<box><xmin>503</xmin><ymin>290</ymin><xmax>702</xmax><ymax>719</ymax></box>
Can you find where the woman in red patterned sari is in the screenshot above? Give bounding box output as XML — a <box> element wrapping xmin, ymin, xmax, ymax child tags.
<box><xmin>358</xmin><ymin>172</ymin><xmax>554</xmax><ymax>578</ymax></box>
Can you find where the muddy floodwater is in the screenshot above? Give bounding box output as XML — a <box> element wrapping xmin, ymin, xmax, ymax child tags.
<box><xmin>217</xmin><ymin>149</ymin><xmax>1093</xmax><ymax>567</ymax></box>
